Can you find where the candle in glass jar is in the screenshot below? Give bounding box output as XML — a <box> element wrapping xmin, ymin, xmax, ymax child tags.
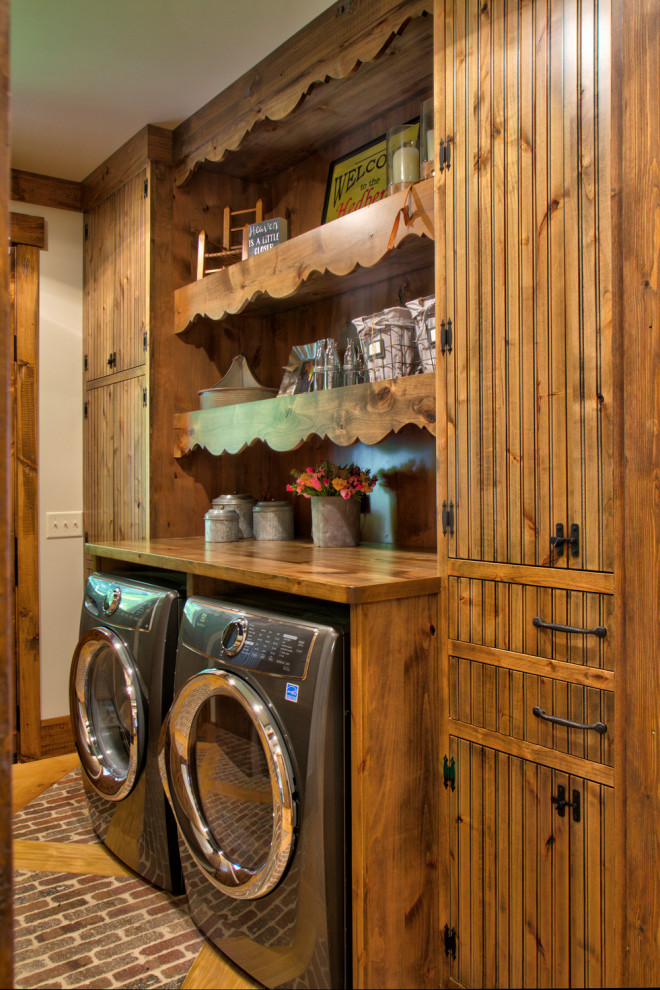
<box><xmin>392</xmin><ymin>145</ymin><xmax>420</xmax><ymax>184</ymax></box>
<box><xmin>426</xmin><ymin>128</ymin><xmax>434</xmax><ymax>163</ymax></box>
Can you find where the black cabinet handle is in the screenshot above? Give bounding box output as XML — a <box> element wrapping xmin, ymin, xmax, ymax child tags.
<box><xmin>533</xmin><ymin>705</ymin><xmax>607</xmax><ymax>735</ymax></box>
<box><xmin>533</xmin><ymin>616</ymin><xmax>607</xmax><ymax>638</ymax></box>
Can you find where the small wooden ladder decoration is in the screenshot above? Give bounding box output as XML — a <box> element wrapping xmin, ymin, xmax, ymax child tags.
<box><xmin>196</xmin><ymin>199</ymin><xmax>263</xmax><ymax>278</ymax></box>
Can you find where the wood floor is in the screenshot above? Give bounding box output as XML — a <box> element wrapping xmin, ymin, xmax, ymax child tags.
<box><xmin>12</xmin><ymin>754</ymin><xmax>259</xmax><ymax>990</ymax></box>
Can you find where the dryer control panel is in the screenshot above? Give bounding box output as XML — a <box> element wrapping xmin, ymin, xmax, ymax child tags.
<box><xmin>182</xmin><ymin>600</ymin><xmax>319</xmax><ymax>679</ymax></box>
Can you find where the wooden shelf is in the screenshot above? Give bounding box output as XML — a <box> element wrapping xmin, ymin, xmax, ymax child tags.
<box><xmin>174</xmin><ymin>372</ymin><xmax>436</xmax><ymax>457</ymax></box>
<box><xmin>174</xmin><ymin>178</ymin><xmax>435</xmax><ymax>333</ymax></box>
<box><xmin>86</xmin><ymin>537</ymin><xmax>440</xmax><ymax>605</ymax></box>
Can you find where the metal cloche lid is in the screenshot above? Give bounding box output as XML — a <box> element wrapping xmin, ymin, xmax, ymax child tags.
<box><xmin>253</xmin><ymin>500</ymin><xmax>292</xmax><ymax>512</ymax></box>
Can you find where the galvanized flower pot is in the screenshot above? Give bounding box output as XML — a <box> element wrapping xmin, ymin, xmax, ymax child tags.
<box><xmin>310</xmin><ymin>497</ymin><xmax>361</xmax><ymax>547</ymax></box>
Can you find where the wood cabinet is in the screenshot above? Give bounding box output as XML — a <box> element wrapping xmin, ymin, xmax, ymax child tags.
<box><xmin>81</xmin><ymin>126</ymin><xmax>173</xmax><ymax>544</ymax></box>
<box><xmin>447</xmin><ymin>740</ymin><xmax>614</xmax><ymax>988</ymax></box>
<box><xmin>83</xmin><ymin>168</ymin><xmax>148</xmax><ymax>382</ymax></box>
<box><xmin>435</xmin><ymin>1</ymin><xmax>617</xmax><ymax>985</ymax></box>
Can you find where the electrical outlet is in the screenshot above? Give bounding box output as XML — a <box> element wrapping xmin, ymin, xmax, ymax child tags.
<box><xmin>46</xmin><ymin>511</ymin><xmax>83</xmax><ymax>539</ymax></box>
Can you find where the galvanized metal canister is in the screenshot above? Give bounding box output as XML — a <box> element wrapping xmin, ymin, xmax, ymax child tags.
<box><xmin>211</xmin><ymin>492</ymin><xmax>256</xmax><ymax>538</ymax></box>
<box><xmin>204</xmin><ymin>506</ymin><xmax>240</xmax><ymax>543</ymax></box>
<box><xmin>252</xmin><ymin>500</ymin><xmax>294</xmax><ymax>541</ymax></box>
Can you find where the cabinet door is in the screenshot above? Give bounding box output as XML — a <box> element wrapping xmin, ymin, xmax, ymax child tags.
<box><xmin>447</xmin><ymin>738</ymin><xmax>614</xmax><ymax>988</ymax></box>
<box><xmin>83</xmin><ymin>375</ymin><xmax>147</xmax><ymax>541</ymax></box>
<box><xmin>83</xmin><ymin>168</ymin><xmax>148</xmax><ymax>381</ymax></box>
<box><xmin>83</xmin><ymin>385</ymin><xmax>114</xmax><ymax>542</ymax></box>
<box><xmin>441</xmin><ymin>0</ymin><xmax>613</xmax><ymax>571</ymax></box>
<box><xmin>113</xmin><ymin>375</ymin><xmax>148</xmax><ymax>541</ymax></box>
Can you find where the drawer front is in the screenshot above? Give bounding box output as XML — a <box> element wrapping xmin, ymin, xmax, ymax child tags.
<box><xmin>448</xmin><ymin>577</ymin><xmax>613</xmax><ymax>671</ymax></box>
<box><xmin>449</xmin><ymin>655</ymin><xmax>614</xmax><ymax>767</ymax></box>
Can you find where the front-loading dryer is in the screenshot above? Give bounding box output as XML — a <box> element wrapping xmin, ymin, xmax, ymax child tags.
<box><xmin>69</xmin><ymin>571</ymin><xmax>185</xmax><ymax>892</ymax></box>
<box><xmin>158</xmin><ymin>593</ymin><xmax>350</xmax><ymax>989</ymax></box>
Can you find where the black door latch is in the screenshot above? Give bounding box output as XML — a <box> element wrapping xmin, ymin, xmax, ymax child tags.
<box><xmin>551</xmin><ymin>784</ymin><xmax>581</xmax><ymax>822</ymax></box>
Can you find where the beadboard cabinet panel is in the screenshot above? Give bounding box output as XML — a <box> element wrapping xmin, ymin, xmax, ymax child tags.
<box><xmin>447</xmin><ymin>576</ymin><xmax>613</xmax><ymax>671</ymax></box>
<box><xmin>83</xmin><ymin>168</ymin><xmax>148</xmax><ymax>382</ymax></box>
<box><xmin>83</xmin><ymin>376</ymin><xmax>148</xmax><ymax>543</ymax></box>
<box><xmin>442</xmin><ymin>0</ymin><xmax>613</xmax><ymax>572</ymax></box>
<box><xmin>447</xmin><ymin>738</ymin><xmax>614</xmax><ymax>989</ymax></box>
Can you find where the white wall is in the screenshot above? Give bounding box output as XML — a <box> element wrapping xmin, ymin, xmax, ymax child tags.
<box><xmin>11</xmin><ymin>201</ymin><xmax>84</xmax><ymax>720</ymax></box>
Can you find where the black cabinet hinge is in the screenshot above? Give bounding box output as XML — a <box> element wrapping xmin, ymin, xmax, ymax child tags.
<box><xmin>441</xmin><ymin>500</ymin><xmax>454</xmax><ymax>537</ymax></box>
<box><xmin>438</xmin><ymin>137</ymin><xmax>452</xmax><ymax>173</ymax></box>
<box><xmin>107</xmin><ymin>351</ymin><xmax>117</xmax><ymax>369</ymax></box>
<box><xmin>83</xmin><ymin>354</ymin><xmax>88</xmax><ymax>372</ymax></box>
<box><xmin>144</xmin><ymin>177</ymin><xmax>149</xmax><ymax>198</ymax></box>
<box><xmin>443</xmin><ymin>755</ymin><xmax>456</xmax><ymax>791</ymax></box>
<box><xmin>443</xmin><ymin>924</ymin><xmax>457</xmax><ymax>960</ymax></box>
<box><xmin>143</xmin><ymin>332</ymin><xmax>148</xmax><ymax>352</ymax></box>
<box><xmin>83</xmin><ymin>401</ymin><xmax>88</xmax><ymax>419</ymax></box>
<box><xmin>440</xmin><ymin>318</ymin><xmax>453</xmax><ymax>356</ymax></box>
<box><xmin>142</xmin><ymin>386</ymin><xmax>148</xmax><ymax>407</ymax></box>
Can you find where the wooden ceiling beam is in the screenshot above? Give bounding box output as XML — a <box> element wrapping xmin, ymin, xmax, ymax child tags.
<box><xmin>11</xmin><ymin>169</ymin><xmax>81</xmax><ymax>213</ymax></box>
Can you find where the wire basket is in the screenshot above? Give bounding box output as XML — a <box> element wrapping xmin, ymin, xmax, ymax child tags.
<box><xmin>405</xmin><ymin>295</ymin><xmax>436</xmax><ymax>372</ymax></box>
<box><xmin>352</xmin><ymin>306</ymin><xmax>417</xmax><ymax>382</ymax></box>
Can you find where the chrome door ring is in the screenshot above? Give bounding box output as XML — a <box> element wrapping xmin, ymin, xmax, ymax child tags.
<box><xmin>161</xmin><ymin>669</ymin><xmax>296</xmax><ymax>900</ymax></box>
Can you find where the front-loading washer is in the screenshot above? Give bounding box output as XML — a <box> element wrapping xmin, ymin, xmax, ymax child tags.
<box><xmin>158</xmin><ymin>592</ymin><xmax>350</xmax><ymax>989</ymax></box>
<box><xmin>69</xmin><ymin>571</ymin><xmax>185</xmax><ymax>892</ymax></box>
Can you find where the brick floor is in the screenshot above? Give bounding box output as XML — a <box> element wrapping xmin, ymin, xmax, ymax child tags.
<box><xmin>12</xmin><ymin>770</ymin><xmax>97</xmax><ymax>844</ymax></box>
<box><xmin>13</xmin><ymin>771</ymin><xmax>206</xmax><ymax>989</ymax></box>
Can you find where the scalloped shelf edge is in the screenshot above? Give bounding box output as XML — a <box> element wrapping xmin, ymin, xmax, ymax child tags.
<box><xmin>174</xmin><ymin>2</ymin><xmax>433</xmax><ymax>185</ymax></box>
<box><xmin>173</xmin><ymin>373</ymin><xmax>437</xmax><ymax>458</ymax></box>
<box><xmin>174</xmin><ymin>178</ymin><xmax>435</xmax><ymax>333</ymax></box>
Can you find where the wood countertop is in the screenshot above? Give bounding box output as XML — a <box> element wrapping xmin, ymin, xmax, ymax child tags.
<box><xmin>86</xmin><ymin>538</ymin><xmax>440</xmax><ymax>604</ymax></box>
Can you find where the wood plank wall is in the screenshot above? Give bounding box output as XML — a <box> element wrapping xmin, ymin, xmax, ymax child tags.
<box><xmin>615</xmin><ymin>0</ymin><xmax>660</xmax><ymax>983</ymax></box>
<box><xmin>11</xmin><ymin>243</ymin><xmax>41</xmax><ymax>760</ymax></box>
<box><xmin>0</xmin><ymin>0</ymin><xmax>13</xmax><ymax>983</ymax></box>
<box><xmin>443</xmin><ymin>0</ymin><xmax>612</xmax><ymax>571</ymax></box>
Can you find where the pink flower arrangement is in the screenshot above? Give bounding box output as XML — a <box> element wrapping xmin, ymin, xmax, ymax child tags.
<box><xmin>287</xmin><ymin>460</ymin><xmax>378</xmax><ymax>501</ymax></box>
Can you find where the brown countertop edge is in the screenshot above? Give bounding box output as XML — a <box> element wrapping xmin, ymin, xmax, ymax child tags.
<box><xmin>86</xmin><ymin>538</ymin><xmax>441</xmax><ymax>605</ymax></box>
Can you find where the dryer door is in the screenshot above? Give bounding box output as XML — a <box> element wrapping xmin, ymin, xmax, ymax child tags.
<box><xmin>161</xmin><ymin>669</ymin><xmax>296</xmax><ymax>900</ymax></box>
<box><xmin>70</xmin><ymin>627</ymin><xmax>146</xmax><ymax>801</ymax></box>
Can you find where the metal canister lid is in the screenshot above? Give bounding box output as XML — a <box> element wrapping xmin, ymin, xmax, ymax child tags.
<box><xmin>204</xmin><ymin>506</ymin><xmax>240</xmax><ymax>520</ymax></box>
<box><xmin>212</xmin><ymin>492</ymin><xmax>256</xmax><ymax>506</ymax></box>
<box><xmin>253</xmin><ymin>500</ymin><xmax>292</xmax><ymax>512</ymax></box>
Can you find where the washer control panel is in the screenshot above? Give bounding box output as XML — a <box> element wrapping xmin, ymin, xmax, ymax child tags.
<box><xmin>183</xmin><ymin>599</ymin><xmax>319</xmax><ymax>679</ymax></box>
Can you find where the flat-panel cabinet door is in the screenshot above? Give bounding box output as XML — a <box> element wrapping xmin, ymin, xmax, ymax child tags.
<box><xmin>447</xmin><ymin>738</ymin><xmax>614</xmax><ymax>988</ymax></box>
<box><xmin>441</xmin><ymin>0</ymin><xmax>613</xmax><ymax>571</ymax></box>
<box><xmin>83</xmin><ymin>168</ymin><xmax>148</xmax><ymax>382</ymax></box>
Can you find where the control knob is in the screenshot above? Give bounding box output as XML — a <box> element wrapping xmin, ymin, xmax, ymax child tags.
<box><xmin>221</xmin><ymin>617</ymin><xmax>248</xmax><ymax>655</ymax></box>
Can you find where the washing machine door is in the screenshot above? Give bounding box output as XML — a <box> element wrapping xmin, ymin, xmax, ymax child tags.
<box><xmin>161</xmin><ymin>669</ymin><xmax>296</xmax><ymax>900</ymax></box>
<box><xmin>70</xmin><ymin>627</ymin><xmax>146</xmax><ymax>801</ymax></box>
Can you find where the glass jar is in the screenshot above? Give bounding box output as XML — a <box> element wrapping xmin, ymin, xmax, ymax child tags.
<box><xmin>420</xmin><ymin>97</ymin><xmax>434</xmax><ymax>180</ymax></box>
<box><xmin>386</xmin><ymin>121</ymin><xmax>420</xmax><ymax>195</ymax></box>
